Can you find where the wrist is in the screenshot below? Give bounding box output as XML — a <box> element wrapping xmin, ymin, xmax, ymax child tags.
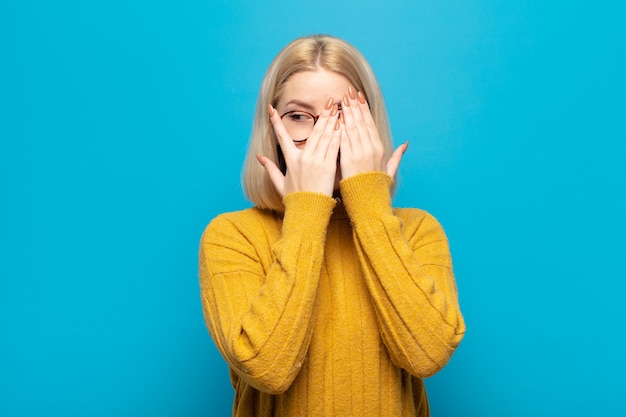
<box><xmin>339</xmin><ymin>172</ymin><xmax>393</xmax><ymax>219</ymax></box>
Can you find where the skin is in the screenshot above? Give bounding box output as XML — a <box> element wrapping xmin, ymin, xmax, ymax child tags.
<box><xmin>258</xmin><ymin>68</ymin><xmax>408</xmax><ymax>198</ymax></box>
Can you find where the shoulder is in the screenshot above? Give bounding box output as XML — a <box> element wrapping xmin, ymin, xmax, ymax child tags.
<box><xmin>393</xmin><ymin>208</ymin><xmax>452</xmax><ymax>266</ymax></box>
<box><xmin>200</xmin><ymin>207</ymin><xmax>282</xmax><ymax>245</ymax></box>
<box><xmin>199</xmin><ymin>207</ymin><xmax>283</xmax><ymax>274</ymax></box>
<box><xmin>393</xmin><ymin>207</ymin><xmax>442</xmax><ymax>227</ymax></box>
<box><xmin>393</xmin><ymin>207</ymin><xmax>449</xmax><ymax>243</ymax></box>
<box><xmin>208</xmin><ymin>207</ymin><xmax>278</xmax><ymax>228</ymax></box>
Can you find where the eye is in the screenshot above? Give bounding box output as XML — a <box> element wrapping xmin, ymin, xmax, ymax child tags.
<box><xmin>284</xmin><ymin>111</ymin><xmax>314</xmax><ymax>123</ymax></box>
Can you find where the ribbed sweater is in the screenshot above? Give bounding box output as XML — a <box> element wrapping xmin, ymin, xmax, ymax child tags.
<box><xmin>199</xmin><ymin>171</ymin><xmax>465</xmax><ymax>416</ymax></box>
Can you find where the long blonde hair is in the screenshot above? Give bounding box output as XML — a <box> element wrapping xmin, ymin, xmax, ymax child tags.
<box><xmin>242</xmin><ymin>34</ymin><xmax>393</xmax><ymax>211</ymax></box>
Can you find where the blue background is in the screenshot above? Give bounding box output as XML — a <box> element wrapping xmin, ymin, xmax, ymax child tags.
<box><xmin>2</xmin><ymin>0</ymin><xmax>625</xmax><ymax>416</ymax></box>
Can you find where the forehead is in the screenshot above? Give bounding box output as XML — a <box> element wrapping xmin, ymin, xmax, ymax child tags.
<box><xmin>278</xmin><ymin>69</ymin><xmax>351</xmax><ymax>108</ymax></box>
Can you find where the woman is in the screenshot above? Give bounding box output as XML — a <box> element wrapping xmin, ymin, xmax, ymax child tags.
<box><xmin>199</xmin><ymin>34</ymin><xmax>465</xmax><ymax>417</ymax></box>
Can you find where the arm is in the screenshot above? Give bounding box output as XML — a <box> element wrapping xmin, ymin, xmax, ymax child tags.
<box><xmin>340</xmin><ymin>172</ymin><xmax>466</xmax><ymax>377</ymax></box>
<box><xmin>199</xmin><ymin>193</ymin><xmax>335</xmax><ymax>394</ymax></box>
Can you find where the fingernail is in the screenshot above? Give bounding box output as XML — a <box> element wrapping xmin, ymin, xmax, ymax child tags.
<box><xmin>357</xmin><ymin>91</ymin><xmax>366</xmax><ymax>104</ymax></box>
<box><xmin>331</xmin><ymin>103</ymin><xmax>338</xmax><ymax>116</ymax></box>
<box><xmin>256</xmin><ymin>154</ymin><xmax>266</xmax><ymax>166</ymax></box>
<box><xmin>334</xmin><ymin>119</ymin><xmax>341</xmax><ymax>130</ymax></box>
<box><xmin>343</xmin><ymin>95</ymin><xmax>350</xmax><ymax>107</ymax></box>
<box><xmin>404</xmin><ymin>141</ymin><xmax>409</xmax><ymax>153</ymax></box>
<box><xmin>325</xmin><ymin>97</ymin><xmax>334</xmax><ymax>110</ymax></box>
<box><xmin>348</xmin><ymin>86</ymin><xmax>356</xmax><ymax>99</ymax></box>
<box><xmin>267</xmin><ymin>104</ymin><xmax>275</xmax><ymax>117</ymax></box>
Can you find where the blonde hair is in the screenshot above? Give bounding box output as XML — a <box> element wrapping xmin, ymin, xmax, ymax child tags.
<box><xmin>242</xmin><ymin>34</ymin><xmax>393</xmax><ymax>211</ymax></box>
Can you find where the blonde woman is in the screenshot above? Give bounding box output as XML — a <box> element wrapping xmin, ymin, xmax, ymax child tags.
<box><xmin>199</xmin><ymin>34</ymin><xmax>465</xmax><ymax>417</ymax></box>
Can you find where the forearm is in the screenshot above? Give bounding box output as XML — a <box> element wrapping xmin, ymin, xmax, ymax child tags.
<box><xmin>199</xmin><ymin>192</ymin><xmax>336</xmax><ymax>393</ymax></box>
<box><xmin>340</xmin><ymin>172</ymin><xmax>465</xmax><ymax>377</ymax></box>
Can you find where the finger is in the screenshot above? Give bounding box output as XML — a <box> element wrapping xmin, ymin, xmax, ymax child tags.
<box><xmin>268</xmin><ymin>104</ymin><xmax>298</xmax><ymax>158</ymax></box>
<box><xmin>355</xmin><ymin>90</ymin><xmax>382</xmax><ymax>150</ymax></box>
<box><xmin>314</xmin><ymin>104</ymin><xmax>341</xmax><ymax>156</ymax></box>
<box><xmin>339</xmin><ymin>120</ymin><xmax>351</xmax><ymax>161</ymax></box>
<box><xmin>304</xmin><ymin>98</ymin><xmax>337</xmax><ymax>154</ymax></box>
<box><xmin>342</xmin><ymin>89</ymin><xmax>369</xmax><ymax>150</ymax></box>
<box><xmin>386</xmin><ymin>141</ymin><xmax>409</xmax><ymax>178</ymax></box>
<box><xmin>339</xmin><ymin>95</ymin><xmax>356</xmax><ymax>155</ymax></box>
<box><xmin>325</xmin><ymin>117</ymin><xmax>342</xmax><ymax>160</ymax></box>
<box><xmin>350</xmin><ymin>88</ymin><xmax>371</xmax><ymax>137</ymax></box>
<box><xmin>257</xmin><ymin>154</ymin><xmax>286</xmax><ymax>197</ymax></box>
<box><xmin>356</xmin><ymin>91</ymin><xmax>373</xmax><ymax>120</ymax></box>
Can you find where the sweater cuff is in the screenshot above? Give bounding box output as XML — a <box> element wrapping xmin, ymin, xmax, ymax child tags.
<box><xmin>282</xmin><ymin>192</ymin><xmax>337</xmax><ymax>236</ymax></box>
<box><xmin>339</xmin><ymin>172</ymin><xmax>394</xmax><ymax>221</ymax></box>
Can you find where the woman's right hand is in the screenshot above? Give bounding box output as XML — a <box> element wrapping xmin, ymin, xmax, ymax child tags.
<box><xmin>257</xmin><ymin>98</ymin><xmax>342</xmax><ymax>198</ymax></box>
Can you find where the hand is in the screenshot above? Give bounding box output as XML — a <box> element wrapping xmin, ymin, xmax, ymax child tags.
<box><xmin>257</xmin><ymin>99</ymin><xmax>342</xmax><ymax>198</ymax></box>
<box><xmin>339</xmin><ymin>87</ymin><xmax>408</xmax><ymax>179</ymax></box>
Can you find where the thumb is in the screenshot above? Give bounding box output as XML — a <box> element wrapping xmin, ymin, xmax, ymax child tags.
<box><xmin>386</xmin><ymin>141</ymin><xmax>408</xmax><ymax>178</ymax></box>
<box><xmin>256</xmin><ymin>154</ymin><xmax>286</xmax><ymax>197</ymax></box>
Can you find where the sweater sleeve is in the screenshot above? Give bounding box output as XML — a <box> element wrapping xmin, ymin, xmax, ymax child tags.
<box><xmin>339</xmin><ymin>172</ymin><xmax>466</xmax><ymax>378</ymax></box>
<box><xmin>198</xmin><ymin>192</ymin><xmax>336</xmax><ymax>394</ymax></box>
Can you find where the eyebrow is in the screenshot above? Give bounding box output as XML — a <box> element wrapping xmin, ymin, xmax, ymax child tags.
<box><xmin>283</xmin><ymin>99</ymin><xmax>342</xmax><ymax>114</ymax></box>
<box><xmin>282</xmin><ymin>99</ymin><xmax>317</xmax><ymax>112</ymax></box>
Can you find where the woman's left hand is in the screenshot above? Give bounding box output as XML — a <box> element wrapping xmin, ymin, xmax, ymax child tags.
<box><xmin>339</xmin><ymin>86</ymin><xmax>408</xmax><ymax>179</ymax></box>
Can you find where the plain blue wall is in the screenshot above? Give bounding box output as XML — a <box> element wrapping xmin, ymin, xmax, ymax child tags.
<box><xmin>2</xmin><ymin>0</ymin><xmax>625</xmax><ymax>416</ymax></box>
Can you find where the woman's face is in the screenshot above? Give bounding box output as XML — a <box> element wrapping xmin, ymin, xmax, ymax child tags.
<box><xmin>275</xmin><ymin>68</ymin><xmax>352</xmax><ymax>189</ymax></box>
<box><xmin>276</xmin><ymin>68</ymin><xmax>352</xmax><ymax>147</ymax></box>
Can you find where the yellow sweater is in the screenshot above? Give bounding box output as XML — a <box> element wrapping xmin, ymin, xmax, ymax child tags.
<box><xmin>199</xmin><ymin>172</ymin><xmax>465</xmax><ymax>416</ymax></box>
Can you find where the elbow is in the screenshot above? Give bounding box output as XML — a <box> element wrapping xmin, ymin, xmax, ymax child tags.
<box><xmin>232</xmin><ymin>360</ymin><xmax>301</xmax><ymax>395</ymax></box>
<box><xmin>224</xmin><ymin>332</ymin><xmax>304</xmax><ymax>395</ymax></box>
<box><xmin>251</xmin><ymin>376</ymin><xmax>295</xmax><ymax>395</ymax></box>
<box><xmin>405</xmin><ymin>349</ymin><xmax>458</xmax><ymax>378</ymax></box>
<box><xmin>402</xmin><ymin>326</ymin><xmax>466</xmax><ymax>378</ymax></box>
<box><xmin>410</xmin><ymin>353</ymin><xmax>453</xmax><ymax>378</ymax></box>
